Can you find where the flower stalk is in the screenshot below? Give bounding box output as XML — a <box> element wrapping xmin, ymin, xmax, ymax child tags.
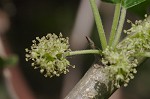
<box><xmin>25</xmin><ymin>33</ymin><xmax>102</xmax><ymax>78</ymax></box>
<box><xmin>112</xmin><ymin>7</ymin><xmax>126</xmax><ymax>48</ymax></box>
<box><xmin>69</xmin><ymin>49</ymin><xmax>102</xmax><ymax>56</ymax></box>
<box><xmin>89</xmin><ymin>0</ymin><xmax>107</xmax><ymax>50</ymax></box>
<box><xmin>108</xmin><ymin>4</ymin><xmax>121</xmax><ymax>46</ymax></box>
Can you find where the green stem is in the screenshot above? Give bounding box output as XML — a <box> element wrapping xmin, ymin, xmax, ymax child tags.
<box><xmin>68</xmin><ymin>49</ymin><xmax>102</xmax><ymax>56</ymax></box>
<box><xmin>108</xmin><ymin>4</ymin><xmax>121</xmax><ymax>46</ymax></box>
<box><xmin>89</xmin><ymin>0</ymin><xmax>107</xmax><ymax>50</ymax></box>
<box><xmin>112</xmin><ymin>7</ymin><xmax>126</xmax><ymax>48</ymax></box>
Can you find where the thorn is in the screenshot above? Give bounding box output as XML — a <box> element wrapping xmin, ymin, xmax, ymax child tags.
<box><xmin>86</xmin><ymin>36</ymin><xmax>96</xmax><ymax>49</ymax></box>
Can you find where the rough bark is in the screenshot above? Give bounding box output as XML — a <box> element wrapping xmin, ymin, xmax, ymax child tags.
<box><xmin>65</xmin><ymin>64</ymin><xmax>114</xmax><ymax>99</ymax></box>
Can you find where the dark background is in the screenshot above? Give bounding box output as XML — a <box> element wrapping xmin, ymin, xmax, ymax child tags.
<box><xmin>0</xmin><ymin>0</ymin><xmax>150</xmax><ymax>99</ymax></box>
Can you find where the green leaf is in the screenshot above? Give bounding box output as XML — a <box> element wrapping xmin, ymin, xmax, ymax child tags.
<box><xmin>129</xmin><ymin>0</ymin><xmax>150</xmax><ymax>17</ymax></box>
<box><xmin>101</xmin><ymin>0</ymin><xmax>146</xmax><ymax>9</ymax></box>
<box><xmin>122</xmin><ymin>0</ymin><xmax>146</xmax><ymax>8</ymax></box>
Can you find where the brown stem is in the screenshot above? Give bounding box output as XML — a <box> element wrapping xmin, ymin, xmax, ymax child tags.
<box><xmin>65</xmin><ymin>64</ymin><xmax>114</xmax><ymax>99</ymax></box>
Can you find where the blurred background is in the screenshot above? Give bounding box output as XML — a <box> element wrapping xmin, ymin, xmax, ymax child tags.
<box><xmin>0</xmin><ymin>0</ymin><xmax>150</xmax><ymax>99</ymax></box>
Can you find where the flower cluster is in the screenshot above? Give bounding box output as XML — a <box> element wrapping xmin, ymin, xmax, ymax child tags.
<box><xmin>102</xmin><ymin>15</ymin><xmax>150</xmax><ymax>88</ymax></box>
<box><xmin>25</xmin><ymin>33</ymin><xmax>74</xmax><ymax>77</ymax></box>
<box><xmin>102</xmin><ymin>47</ymin><xmax>138</xmax><ymax>88</ymax></box>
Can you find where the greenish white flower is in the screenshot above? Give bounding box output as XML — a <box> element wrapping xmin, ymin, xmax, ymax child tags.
<box><xmin>103</xmin><ymin>16</ymin><xmax>150</xmax><ymax>88</ymax></box>
<box><xmin>25</xmin><ymin>33</ymin><xmax>74</xmax><ymax>77</ymax></box>
<box><xmin>102</xmin><ymin>47</ymin><xmax>138</xmax><ymax>88</ymax></box>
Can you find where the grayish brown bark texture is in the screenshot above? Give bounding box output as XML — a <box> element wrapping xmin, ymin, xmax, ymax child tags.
<box><xmin>65</xmin><ymin>64</ymin><xmax>114</xmax><ymax>99</ymax></box>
